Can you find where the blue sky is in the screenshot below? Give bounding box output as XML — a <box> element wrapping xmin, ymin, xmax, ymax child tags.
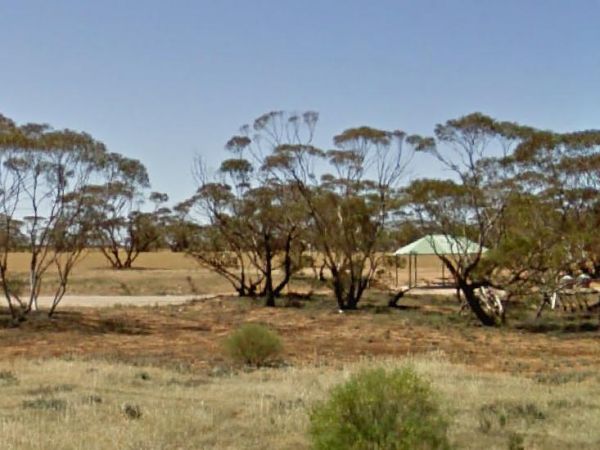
<box><xmin>1</xmin><ymin>0</ymin><xmax>599</xmax><ymax>202</ymax></box>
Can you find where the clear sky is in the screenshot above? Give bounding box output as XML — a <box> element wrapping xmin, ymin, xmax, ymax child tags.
<box><xmin>1</xmin><ymin>0</ymin><xmax>599</xmax><ymax>202</ymax></box>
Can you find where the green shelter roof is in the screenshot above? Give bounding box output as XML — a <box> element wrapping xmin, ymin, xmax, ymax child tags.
<box><xmin>393</xmin><ymin>234</ymin><xmax>485</xmax><ymax>255</ymax></box>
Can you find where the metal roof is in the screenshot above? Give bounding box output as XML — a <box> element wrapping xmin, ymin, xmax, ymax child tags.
<box><xmin>393</xmin><ymin>234</ymin><xmax>485</xmax><ymax>255</ymax></box>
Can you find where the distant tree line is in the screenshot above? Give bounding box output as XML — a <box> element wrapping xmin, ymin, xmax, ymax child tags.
<box><xmin>0</xmin><ymin>111</ymin><xmax>598</xmax><ymax>326</ymax></box>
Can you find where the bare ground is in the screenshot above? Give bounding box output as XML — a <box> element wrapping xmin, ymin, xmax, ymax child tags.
<box><xmin>2</xmin><ymin>294</ymin><xmax>599</xmax><ymax>378</ymax></box>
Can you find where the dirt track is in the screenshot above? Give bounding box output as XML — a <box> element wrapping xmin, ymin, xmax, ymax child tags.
<box><xmin>35</xmin><ymin>286</ymin><xmax>459</xmax><ymax>309</ymax></box>
<box><xmin>35</xmin><ymin>294</ymin><xmax>216</xmax><ymax>308</ymax></box>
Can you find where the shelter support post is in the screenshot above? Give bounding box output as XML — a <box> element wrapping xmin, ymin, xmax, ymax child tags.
<box><xmin>408</xmin><ymin>254</ymin><xmax>412</xmax><ymax>288</ymax></box>
<box><xmin>414</xmin><ymin>254</ymin><xmax>418</xmax><ymax>287</ymax></box>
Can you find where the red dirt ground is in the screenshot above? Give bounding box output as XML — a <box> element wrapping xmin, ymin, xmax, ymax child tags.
<box><xmin>1</xmin><ymin>295</ymin><xmax>599</xmax><ymax>377</ymax></box>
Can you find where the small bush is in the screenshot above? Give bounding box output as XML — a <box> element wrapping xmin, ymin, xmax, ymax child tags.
<box><xmin>224</xmin><ymin>323</ymin><xmax>283</xmax><ymax>367</ymax></box>
<box><xmin>122</xmin><ymin>403</ymin><xmax>143</xmax><ymax>420</ymax></box>
<box><xmin>26</xmin><ymin>384</ymin><xmax>75</xmax><ymax>396</ymax></box>
<box><xmin>85</xmin><ymin>394</ymin><xmax>103</xmax><ymax>404</ymax></box>
<box><xmin>136</xmin><ymin>371</ymin><xmax>151</xmax><ymax>381</ymax></box>
<box><xmin>535</xmin><ymin>371</ymin><xmax>593</xmax><ymax>384</ymax></box>
<box><xmin>309</xmin><ymin>367</ymin><xmax>451</xmax><ymax>450</ymax></box>
<box><xmin>507</xmin><ymin>432</ymin><xmax>525</xmax><ymax>450</ymax></box>
<box><xmin>478</xmin><ymin>401</ymin><xmax>545</xmax><ymax>433</ymax></box>
<box><xmin>23</xmin><ymin>398</ymin><xmax>67</xmax><ymax>412</ymax></box>
<box><xmin>0</xmin><ymin>370</ymin><xmax>19</xmax><ymax>386</ymax></box>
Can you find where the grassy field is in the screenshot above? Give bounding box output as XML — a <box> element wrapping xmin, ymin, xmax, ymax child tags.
<box><xmin>1</xmin><ymin>251</ymin><xmax>600</xmax><ymax>448</ymax></box>
<box><xmin>0</xmin><ymin>354</ymin><xmax>599</xmax><ymax>449</ymax></box>
<box><xmin>4</xmin><ymin>250</ymin><xmax>447</xmax><ymax>296</ymax></box>
<box><xmin>5</xmin><ymin>251</ymin><xmax>234</xmax><ymax>296</ymax></box>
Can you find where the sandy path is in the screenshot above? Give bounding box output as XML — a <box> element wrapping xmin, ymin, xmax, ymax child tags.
<box><xmin>34</xmin><ymin>294</ymin><xmax>224</xmax><ymax>308</ymax></box>
<box><xmin>31</xmin><ymin>286</ymin><xmax>462</xmax><ymax>309</ymax></box>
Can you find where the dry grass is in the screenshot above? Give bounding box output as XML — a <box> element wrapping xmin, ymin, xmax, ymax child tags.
<box><xmin>0</xmin><ymin>354</ymin><xmax>598</xmax><ymax>449</ymax></box>
<box><xmin>5</xmin><ymin>250</ymin><xmax>235</xmax><ymax>296</ymax></box>
<box><xmin>3</xmin><ymin>250</ymin><xmax>447</xmax><ymax>296</ymax></box>
<box><xmin>0</xmin><ymin>251</ymin><xmax>598</xmax><ymax>448</ymax></box>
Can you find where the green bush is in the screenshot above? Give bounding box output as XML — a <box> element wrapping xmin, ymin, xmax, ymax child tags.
<box><xmin>224</xmin><ymin>323</ymin><xmax>283</xmax><ymax>367</ymax></box>
<box><xmin>309</xmin><ymin>367</ymin><xmax>451</xmax><ymax>450</ymax></box>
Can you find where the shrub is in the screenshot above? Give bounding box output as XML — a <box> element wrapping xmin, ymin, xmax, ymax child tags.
<box><xmin>224</xmin><ymin>323</ymin><xmax>283</xmax><ymax>367</ymax></box>
<box><xmin>85</xmin><ymin>394</ymin><xmax>103</xmax><ymax>404</ymax></box>
<box><xmin>309</xmin><ymin>367</ymin><xmax>451</xmax><ymax>450</ymax></box>
<box><xmin>136</xmin><ymin>371</ymin><xmax>151</xmax><ymax>381</ymax></box>
<box><xmin>122</xmin><ymin>403</ymin><xmax>143</xmax><ymax>419</ymax></box>
<box><xmin>26</xmin><ymin>384</ymin><xmax>75</xmax><ymax>396</ymax></box>
<box><xmin>478</xmin><ymin>400</ymin><xmax>545</xmax><ymax>433</ymax></box>
<box><xmin>507</xmin><ymin>432</ymin><xmax>525</xmax><ymax>450</ymax></box>
<box><xmin>22</xmin><ymin>398</ymin><xmax>67</xmax><ymax>412</ymax></box>
<box><xmin>0</xmin><ymin>370</ymin><xmax>18</xmax><ymax>386</ymax></box>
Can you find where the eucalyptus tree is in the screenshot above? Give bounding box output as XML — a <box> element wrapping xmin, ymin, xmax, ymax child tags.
<box><xmin>161</xmin><ymin>201</ymin><xmax>204</xmax><ymax>252</ymax></box>
<box><xmin>511</xmin><ymin>130</ymin><xmax>600</xmax><ymax>277</ymax></box>
<box><xmin>0</xmin><ymin>114</ymin><xmax>28</xmax><ymax>318</ymax></box>
<box><xmin>186</xmin><ymin>112</ymin><xmax>312</xmax><ymax>306</ymax></box>
<box><xmin>89</xmin><ymin>153</ymin><xmax>165</xmax><ymax>269</ymax></box>
<box><xmin>404</xmin><ymin>113</ymin><xmax>534</xmax><ymax>325</ymax></box>
<box><xmin>486</xmin><ymin>129</ymin><xmax>600</xmax><ymax>314</ymax></box>
<box><xmin>265</xmin><ymin>115</ymin><xmax>422</xmax><ymax>309</ymax></box>
<box><xmin>0</xmin><ymin>113</ymin><xmax>108</xmax><ymax>318</ymax></box>
<box><xmin>407</xmin><ymin>113</ymin><xmax>600</xmax><ymax>324</ymax></box>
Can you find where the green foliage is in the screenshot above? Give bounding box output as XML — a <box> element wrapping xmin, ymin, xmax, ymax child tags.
<box><xmin>309</xmin><ymin>367</ymin><xmax>451</xmax><ymax>450</ymax></box>
<box><xmin>224</xmin><ymin>323</ymin><xmax>283</xmax><ymax>367</ymax></box>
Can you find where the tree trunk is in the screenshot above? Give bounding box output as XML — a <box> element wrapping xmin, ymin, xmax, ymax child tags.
<box><xmin>345</xmin><ymin>295</ymin><xmax>359</xmax><ymax>310</ymax></box>
<box><xmin>344</xmin><ymin>278</ymin><xmax>358</xmax><ymax>310</ymax></box>
<box><xmin>48</xmin><ymin>284</ymin><xmax>67</xmax><ymax>317</ymax></box>
<box><xmin>345</xmin><ymin>279</ymin><xmax>368</xmax><ymax>310</ymax></box>
<box><xmin>263</xmin><ymin>234</ymin><xmax>276</xmax><ymax>307</ymax></box>
<box><xmin>388</xmin><ymin>288</ymin><xmax>408</xmax><ymax>308</ymax></box>
<box><xmin>460</xmin><ymin>282</ymin><xmax>498</xmax><ymax>327</ymax></box>
<box><xmin>264</xmin><ymin>283</ymin><xmax>275</xmax><ymax>306</ymax></box>
<box><xmin>106</xmin><ymin>247</ymin><xmax>124</xmax><ymax>269</ymax></box>
<box><xmin>535</xmin><ymin>293</ymin><xmax>550</xmax><ymax>319</ymax></box>
<box><xmin>273</xmin><ymin>233</ymin><xmax>294</xmax><ymax>297</ymax></box>
<box><xmin>264</xmin><ymin>270</ymin><xmax>275</xmax><ymax>307</ymax></box>
<box><xmin>331</xmin><ymin>268</ymin><xmax>346</xmax><ymax>310</ymax></box>
<box><xmin>318</xmin><ymin>263</ymin><xmax>326</xmax><ymax>282</ymax></box>
<box><xmin>29</xmin><ymin>254</ymin><xmax>39</xmax><ymax>312</ymax></box>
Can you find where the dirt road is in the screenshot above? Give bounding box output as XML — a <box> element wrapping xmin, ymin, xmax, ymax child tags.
<box><xmin>35</xmin><ymin>294</ymin><xmax>220</xmax><ymax>308</ymax></box>
<box><xmin>32</xmin><ymin>286</ymin><xmax>459</xmax><ymax>309</ymax></box>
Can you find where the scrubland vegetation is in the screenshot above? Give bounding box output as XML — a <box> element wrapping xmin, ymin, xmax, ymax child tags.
<box><xmin>0</xmin><ymin>109</ymin><xmax>599</xmax><ymax>448</ymax></box>
<box><xmin>0</xmin><ymin>291</ymin><xmax>598</xmax><ymax>448</ymax></box>
<box><xmin>1</xmin><ymin>110</ymin><xmax>599</xmax><ymax>323</ymax></box>
<box><xmin>0</xmin><ymin>354</ymin><xmax>599</xmax><ymax>449</ymax></box>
